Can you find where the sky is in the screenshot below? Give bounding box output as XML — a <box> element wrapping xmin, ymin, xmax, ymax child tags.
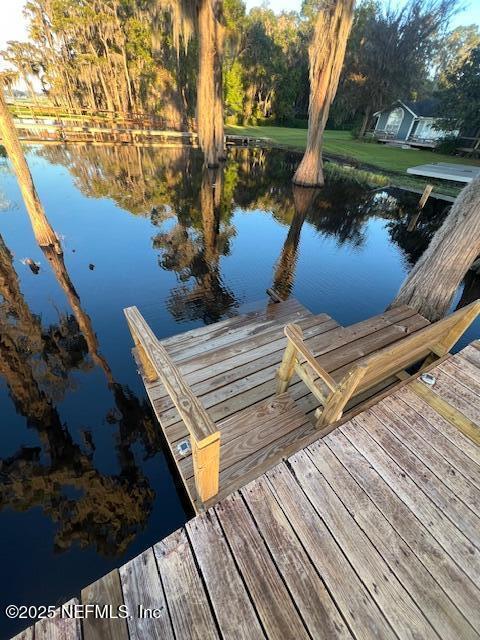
<box><xmin>0</xmin><ymin>0</ymin><xmax>479</xmax><ymax>65</ymax></box>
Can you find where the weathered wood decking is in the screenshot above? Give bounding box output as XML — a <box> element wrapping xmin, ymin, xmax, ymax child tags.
<box><xmin>136</xmin><ymin>298</ymin><xmax>431</xmax><ymax>510</ymax></box>
<box><xmin>13</xmin><ymin>344</ymin><xmax>480</xmax><ymax>640</ymax></box>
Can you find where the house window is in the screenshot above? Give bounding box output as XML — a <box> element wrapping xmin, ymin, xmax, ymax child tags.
<box><xmin>385</xmin><ymin>107</ymin><xmax>404</xmax><ymax>135</ymax></box>
<box><xmin>414</xmin><ymin>119</ymin><xmax>451</xmax><ymax>141</ymax></box>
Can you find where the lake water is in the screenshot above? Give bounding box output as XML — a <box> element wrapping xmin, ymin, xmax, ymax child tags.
<box><xmin>0</xmin><ymin>143</ymin><xmax>478</xmax><ymax>638</ymax></box>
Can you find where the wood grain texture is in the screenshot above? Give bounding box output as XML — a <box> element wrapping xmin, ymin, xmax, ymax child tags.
<box><xmin>369</xmin><ymin>403</ymin><xmax>480</xmax><ymax>546</ymax></box>
<box><xmin>399</xmin><ymin>385</ymin><xmax>480</xmax><ymax>465</ymax></box>
<box><xmin>377</xmin><ymin>396</ymin><xmax>480</xmax><ymax>503</ymax></box>
<box><xmin>307</xmin><ymin>439</ymin><xmax>480</xmax><ymax>640</ymax></box>
<box><xmin>325</xmin><ymin>426</ymin><xmax>480</xmax><ymax>628</ymax></box>
<box><xmin>289</xmin><ymin>449</ymin><xmax>436</xmax><ymax>640</ymax></box>
<box><xmin>242</xmin><ymin>476</ymin><xmax>352</xmax><ymax>639</ymax></box>
<box><xmin>215</xmin><ymin>492</ymin><xmax>310</xmax><ymax>640</ymax></box>
<box><xmin>125</xmin><ymin>306</ymin><xmax>217</xmax><ymax>442</ymax></box>
<box><xmin>119</xmin><ymin>548</ymin><xmax>174</xmax><ymax>640</ymax></box>
<box><xmin>344</xmin><ymin>415</ymin><xmax>480</xmax><ymax>586</ymax></box>
<box><xmin>409</xmin><ymin>379</ymin><xmax>480</xmax><ymax>445</ymax></box>
<box><xmin>265</xmin><ymin>463</ymin><xmax>396</xmax><ymax>639</ymax></box>
<box><xmin>34</xmin><ymin>599</ymin><xmax>82</xmax><ymax>640</ymax></box>
<box><xmin>186</xmin><ymin>510</ymin><xmax>265</xmax><ymax>640</ymax></box>
<box><xmin>11</xmin><ymin>627</ymin><xmax>34</xmax><ymax>640</ymax></box>
<box><xmin>154</xmin><ymin>529</ymin><xmax>219</xmax><ymax>640</ymax></box>
<box><xmin>81</xmin><ymin>570</ymin><xmax>129</xmax><ymax>640</ymax></box>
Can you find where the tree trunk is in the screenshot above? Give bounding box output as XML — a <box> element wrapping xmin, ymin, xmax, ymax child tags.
<box><xmin>0</xmin><ymin>82</ymin><xmax>61</xmax><ymax>251</ymax></box>
<box><xmin>293</xmin><ymin>0</ymin><xmax>355</xmax><ymax>187</ymax></box>
<box><xmin>358</xmin><ymin>104</ymin><xmax>371</xmax><ymax>138</ymax></box>
<box><xmin>197</xmin><ymin>0</ymin><xmax>225</xmax><ymax>167</ymax></box>
<box><xmin>389</xmin><ymin>175</ymin><xmax>480</xmax><ymax>321</ymax></box>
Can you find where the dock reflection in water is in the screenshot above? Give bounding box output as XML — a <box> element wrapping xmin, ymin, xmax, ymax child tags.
<box><xmin>0</xmin><ymin>142</ymin><xmax>477</xmax><ymax>637</ymax></box>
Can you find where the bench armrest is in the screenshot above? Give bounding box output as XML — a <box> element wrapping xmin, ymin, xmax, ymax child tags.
<box><xmin>124</xmin><ymin>306</ymin><xmax>218</xmax><ymax>443</ymax></box>
<box><xmin>284</xmin><ymin>324</ymin><xmax>337</xmax><ymax>392</ymax></box>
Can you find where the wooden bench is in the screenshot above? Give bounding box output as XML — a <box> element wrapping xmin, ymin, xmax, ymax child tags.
<box><xmin>276</xmin><ymin>300</ymin><xmax>480</xmax><ymax>428</ymax></box>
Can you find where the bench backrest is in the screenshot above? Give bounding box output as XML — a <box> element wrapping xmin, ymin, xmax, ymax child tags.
<box><xmin>278</xmin><ymin>300</ymin><xmax>480</xmax><ymax>428</ymax></box>
<box><xmin>355</xmin><ymin>300</ymin><xmax>480</xmax><ymax>394</ymax></box>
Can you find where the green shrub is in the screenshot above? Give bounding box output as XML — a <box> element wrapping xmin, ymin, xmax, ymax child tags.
<box><xmin>324</xmin><ymin>162</ymin><xmax>389</xmax><ymax>188</ymax></box>
<box><xmin>435</xmin><ymin>136</ymin><xmax>460</xmax><ymax>155</ymax></box>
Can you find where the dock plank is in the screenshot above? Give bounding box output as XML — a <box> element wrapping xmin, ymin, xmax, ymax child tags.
<box><xmin>154</xmin><ymin>529</ymin><xmax>219</xmax><ymax>640</ymax></box>
<box><xmin>345</xmin><ymin>414</ymin><xmax>480</xmax><ymax>586</ymax></box>
<box><xmin>289</xmin><ymin>449</ymin><xmax>436</xmax><ymax>640</ymax></box>
<box><xmin>380</xmin><ymin>395</ymin><xmax>480</xmax><ymax>495</ymax></box>
<box><xmin>119</xmin><ymin>548</ymin><xmax>174</xmax><ymax>640</ymax></box>
<box><xmin>325</xmin><ymin>427</ymin><xmax>480</xmax><ymax>629</ymax></box>
<box><xmin>368</xmin><ymin>404</ymin><xmax>480</xmax><ymax>545</ymax></box>
<box><xmin>81</xmin><ymin>570</ymin><xmax>129</xmax><ymax>640</ymax></box>
<box><xmin>307</xmin><ymin>439</ymin><xmax>479</xmax><ymax>640</ymax></box>
<box><xmin>241</xmin><ymin>476</ymin><xmax>352</xmax><ymax>639</ymax></box>
<box><xmin>215</xmin><ymin>492</ymin><xmax>310</xmax><ymax>640</ymax></box>
<box><xmin>34</xmin><ymin>599</ymin><xmax>82</xmax><ymax>640</ymax></box>
<box><xmin>11</xmin><ymin>628</ymin><xmax>34</xmax><ymax>640</ymax></box>
<box><xmin>186</xmin><ymin>511</ymin><xmax>264</xmax><ymax>640</ymax></box>
<box><xmin>399</xmin><ymin>386</ymin><xmax>480</xmax><ymax>466</ymax></box>
<box><xmin>265</xmin><ymin>463</ymin><xmax>396</xmax><ymax>639</ymax></box>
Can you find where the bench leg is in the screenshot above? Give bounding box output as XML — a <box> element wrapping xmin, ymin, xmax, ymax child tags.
<box><xmin>276</xmin><ymin>341</ymin><xmax>297</xmax><ymax>394</ymax></box>
<box><xmin>316</xmin><ymin>366</ymin><xmax>367</xmax><ymax>428</ymax></box>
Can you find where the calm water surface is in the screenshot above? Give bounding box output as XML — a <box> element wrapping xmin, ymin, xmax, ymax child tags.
<box><xmin>0</xmin><ymin>144</ymin><xmax>478</xmax><ymax>638</ymax></box>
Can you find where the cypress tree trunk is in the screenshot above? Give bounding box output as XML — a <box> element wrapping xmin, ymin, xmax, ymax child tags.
<box><xmin>389</xmin><ymin>175</ymin><xmax>480</xmax><ymax>321</ymax></box>
<box><xmin>358</xmin><ymin>105</ymin><xmax>371</xmax><ymax>138</ymax></box>
<box><xmin>197</xmin><ymin>0</ymin><xmax>225</xmax><ymax>167</ymax></box>
<box><xmin>293</xmin><ymin>0</ymin><xmax>355</xmax><ymax>187</ymax></box>
<box><xmin>0</xmin><ymin>82</ymin><xmax>61</xmax><ymax>251</ymax></box>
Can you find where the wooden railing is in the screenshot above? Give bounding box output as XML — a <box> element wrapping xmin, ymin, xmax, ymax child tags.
<box><xmin>277</xmin><ymin>300</ymin><xmax>480</xmax><ymax>428</ymax></box>
<box><xmin>8</xmin><ymin>102</ymin><xmax>168</xmax><ymax>129</ymax></box>
<box><xmin>124</xmin><ymin>306</ymin><xmax>220</xmax><ymax>502</ymax></box>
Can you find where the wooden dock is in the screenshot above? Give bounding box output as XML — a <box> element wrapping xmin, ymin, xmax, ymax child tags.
<box><xmin>13</xmin><ymin>342</ymin><xmax>480</xmax><ymax>640</ymax></box>
<box><xmin>128</xmin><ymin>298</ymin><xmax>434</xmax><ymax>511</ymax></box>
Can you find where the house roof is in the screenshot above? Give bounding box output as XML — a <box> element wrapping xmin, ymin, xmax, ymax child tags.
<box><xmin>374</xmin><ymin>98</ymin><xmax>442</xmax><ymax>118</ymax></box>
<box><xmin>401</xmin><ymin>99</ymin><xmax>441</xmax><ymax>118</ymax></box>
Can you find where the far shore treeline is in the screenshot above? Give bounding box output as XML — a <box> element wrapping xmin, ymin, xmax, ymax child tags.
<box><xmin>1</xmin><ymin>0</ymin><xmax>478</xmax><ymax>134</ymax></box>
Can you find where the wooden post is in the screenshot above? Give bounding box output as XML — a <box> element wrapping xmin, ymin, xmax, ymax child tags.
<box><xmin>407</xmin><ymin>184</ymin><xmax>433</xmax><ymax>232</ymax></box>
<box><xmin>276</xmin><ymin>324</ymin><xmax>302</xmax><ymax>394</ymax></box>
<box><xmin>0</xmin><ymin>80</ymin><xmax>61</xmax><ymax>251</ymax></box>
<box><xmin>192</xmin><ymin>431</ymin><xmax>221</xmax><ymax>503</ymax></box>
<box><xmin>418</xmin><ymin>184</ymin><xmax>433</xmax><ymax>209</ymax></box>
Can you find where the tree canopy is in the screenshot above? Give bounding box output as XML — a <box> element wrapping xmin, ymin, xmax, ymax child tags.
<box><xmin>0</xmin><ymin>0</ymin><xmax>473</xmax><ymax>132</ymax></box>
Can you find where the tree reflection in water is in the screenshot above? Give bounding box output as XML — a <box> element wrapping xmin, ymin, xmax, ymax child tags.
<box><xmin>0</xmin><ymin>229</ymin><xmax>158</xmax><ymax>557</ymax></box>
<box><xmin>5</xmin><ymin>143</ymin><xmax>469</xmax><ymax>556</ymax></box>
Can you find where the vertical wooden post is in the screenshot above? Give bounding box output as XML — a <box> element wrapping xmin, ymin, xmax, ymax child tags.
<box><xmin>192</xmin><ymin>431</ymin><xmax>221</xmax><ymax>502</ymax></box>
<box><xmin>407</xmin><ymin>184</ymin><xmax>433</xmax><ymax>232</ymax></box>
<box><xmin>418</xmin><ymin>184</ymin><xmax>433</xmax><ymax>209</ymax></box>
<box><xmin>0</xmin><ymin>80</ymin><xmax>61</xmax><ymax>251</ymax></box>
<box><xmin>276</xmin><ymin>324</ymin><xmax>302</xmax><ymax>394</ymax></box>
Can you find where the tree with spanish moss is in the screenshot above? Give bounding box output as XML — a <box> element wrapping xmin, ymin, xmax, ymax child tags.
<box><xmin>293</xmin><ymin>0</ymin><xmax>355</xmax><ymax>187</ymax></box>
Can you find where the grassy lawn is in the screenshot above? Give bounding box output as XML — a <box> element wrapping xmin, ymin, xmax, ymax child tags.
<box><xmin>226</xmin><ymin>125</ymin><xmax>479</xmax><ymax>196</ymax></box>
